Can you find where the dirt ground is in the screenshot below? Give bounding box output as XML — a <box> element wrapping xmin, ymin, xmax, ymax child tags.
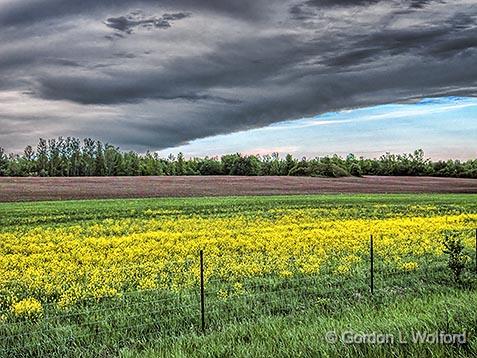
<box><xmin>0</xmin><ymin>176</ymin><xmax>476</xmax><ymax>202</ymax></box>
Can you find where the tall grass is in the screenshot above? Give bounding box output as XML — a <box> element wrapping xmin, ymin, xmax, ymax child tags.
<box><xmin>0</xmin><ymin>194</ymin><xmax>476</xmax><ymax>357</ymax></box>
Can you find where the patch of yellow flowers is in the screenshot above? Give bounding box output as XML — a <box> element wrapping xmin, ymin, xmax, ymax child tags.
<box><xmin>11</xmin><ymin>298</ymin><xmax>43</xmax><ymax>318</ymax></box>
<box><xmin>1</xmin><ymin>208</ymin><xmax>476</xmax><ymax>313</ymax></box>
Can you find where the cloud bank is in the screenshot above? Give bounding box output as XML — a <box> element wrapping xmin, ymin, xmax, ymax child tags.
<box><xmin>0</xmin><ymin>0</ymin><xmax>476</xmax><ymax>152</ymax></box>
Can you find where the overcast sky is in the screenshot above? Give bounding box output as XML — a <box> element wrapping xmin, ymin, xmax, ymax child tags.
<box><xmin>1</xmin><ymin>0</ymin><xmax>476</xmax><ymax>157</ymax></box>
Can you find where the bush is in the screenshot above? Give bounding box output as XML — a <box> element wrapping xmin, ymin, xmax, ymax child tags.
<box><xmin>289</xmin><ymin>162</ymin><xmax>350</xmax><ymax>178</ymax></box>
<box><xmin>309</xmin><ymin>163</ymin><xmax>349</xmax><ymax>178</ymax></box>
<box><xmin>349</xmin><ymin>163</ymin><xmax>363</xmax><ymax>177</ymax></box>
<box><xmin>442</xmin><ymin>232</ymin><xmax>469</xmax><ymax>282</ymax></box>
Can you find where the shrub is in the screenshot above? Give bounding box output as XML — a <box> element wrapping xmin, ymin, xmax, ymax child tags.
<box><xmin>442</xmin><ymin>232</ymin><xmax>469</xmax><ymax>282</ymax></box>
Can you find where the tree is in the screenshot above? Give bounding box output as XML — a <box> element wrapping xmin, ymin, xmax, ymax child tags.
<box><xmin>284</xmin><ymin>154</ymin><xmax>296</xmax><ymax>175</ymax></box>
<box><xmin>0</xmin><ymin>139</ymin><xmax>474</xmax><ymax>179</ymax></box>
<box><xmin>198</xmin><ymin>158</ymin><xmax>222</xmax><ymax>175</ymax></box>
<box><xmin>47</xmin><ymin>138</ymin><xmax>62</xmax><ymax>176</ymax></box>
<box><xmin>36</xmin><ymin>138</ymin><xmax>49</xmax><ymax>176</ymax></box>
<box><xmin>22</xmin><ymin>145</ymin><xmax>35</xmax><ymax>175</ymax></box>
<box><xmin>176</xmin><ymin>152</ymin><xmax>185</xmax><ymax>176</ymax></box>
<box><xmin>230</xmin><ymin>155</ymin><xmax>261</xmax><ymax>176</ymax></box>
<box><xmin>349</xmin><ymin>163</ymin><xmax>363</xmax><ymax>177</ymax></box>
<box><xmin>94</xmin><ymin>141</ymin><xmax>106</xmax><ymax>176</ymax></box>
<box><xmin>68</xmin><ymin>137</ymin><xmax>82</xmax><ymax>176</ymax></box>
<box><xmin>82</xmin><ymin>138</ymin><xmax>96</xmax><ymax>176</ymax></box>
<box><xmin>104</xmin><ymin>145</ymin><xmax>123</xmax><ymax>176</ymax></box>
<box><xmin>123</xmin><ymin>151</ymin><xmax>141</xmax><ymax>176</ymax></box>
<box><xmin>219</xmin><ymin>154</ymin><xmax>238</xmax><ymax>175</ymax></box>
<box><xmin>6</xmin><ymin>154</ymin><xmax>23</xmax><ymax>176</ymax></box>
<box><xmin>0</xmin><ymin>147</ymin><xmax>8</xmax><ymax>176</ymax></box>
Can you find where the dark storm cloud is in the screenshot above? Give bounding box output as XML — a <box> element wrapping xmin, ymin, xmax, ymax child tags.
<box><xmin>430</xmin><ymin>34</ymin><xmax>477</xmax><ymax>57</ymax></box>
<box><xmin>304</xmin><ymin>0</ymin><xmax>381</xmax><ymax>7</ymax></box>
<box><xmin>289</xmin><ymin>4</ymin><xmax>315</xmax><ymax>20</ymax></box>
<box><xmin>324</xmin><ymin>48</ymin><xmax>380</xmax><ymax>67</ymax></box>
<box><xmin>409</xmin><ymin>0</ymin><xmax>434</xmax><ymax>9</ymax></box>
<box><xmin>104</xmin><ymin>11</ymin><xmax>190</xmax><ymax>34</ymax></box>
<box><xmin>298</xmin><ymin>0</ymin><xmax>443</xmax><ymax>17</ymax></box>
<box><xmin>162</xmin><ymin>13</ymin><xmax>190</xmax><ymax>21</ymax></box>
<box><xmin>0</xmin><ymin>0</ymin><xmax>476</xmax><ymax>152</ymax></box>
<box><xmin>289</xmin><ymin>0</ymin><xmax>440</xmax><ymax>22</ymax></box>
<box><xmin>35</xmin><ymin>34</ymin><xmax>305</xmax><ymax>105</ymax></box>
<box><xmin>304</xmin><ymin>0</ymin><xmax>440</xmax><ymax>8</ymax></box>
<box><xmin>0</xmin><ymin>0</ymin><xmax>268</xmax><ymax>27</ymax></box>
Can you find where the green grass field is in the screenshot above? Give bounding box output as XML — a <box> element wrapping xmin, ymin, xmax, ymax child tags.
<box><xmin>0</xmin><ymin>194</ymin><xmax>476</xmax><ymax>357</ymax></box>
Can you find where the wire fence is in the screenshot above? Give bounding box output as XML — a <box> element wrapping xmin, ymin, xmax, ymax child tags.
<box><xmin>0</xmin><ymin>228</ymin><xmax>476</xmax><ymax>356</ymax></box>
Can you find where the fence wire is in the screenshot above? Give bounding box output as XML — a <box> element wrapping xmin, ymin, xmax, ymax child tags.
<box><xmin>0</xmin><ymin>228</ymin><xmax>476</xmax><ymax>356</ymax></box>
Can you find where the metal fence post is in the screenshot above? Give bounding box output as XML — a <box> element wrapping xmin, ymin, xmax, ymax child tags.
<box><xmin>370</xmin><ymin>234</ymin><xmax>374</xmax><ymax>295</ymax></box>
<box><xmin>200</xmin><ymin>250</ymin><xmax>206</xmax><ymax>333</ymax></box>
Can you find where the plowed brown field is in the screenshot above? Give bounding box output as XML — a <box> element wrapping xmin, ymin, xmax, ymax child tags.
<box><xmin>0</xmin><ymin>176</ymin><xmax>476</xmax><ymax>202</ymax></box>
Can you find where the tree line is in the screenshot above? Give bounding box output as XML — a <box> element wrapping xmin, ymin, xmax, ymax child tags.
<box><xmin>0</xmin><ymin>137</ymin><xmax>476</xmax><ymax>178</ymax></box>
